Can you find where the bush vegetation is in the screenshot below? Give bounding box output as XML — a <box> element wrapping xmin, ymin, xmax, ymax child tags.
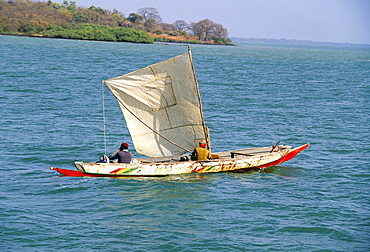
<box><xmin>0</xmin><ymin>0</ymin><xmax>232</xmax><ymax>45</ymax></box>
<box><xmin>41</xmin><ymin>24</ymin><xmax>153</xmax><ymax>43</ymax></box>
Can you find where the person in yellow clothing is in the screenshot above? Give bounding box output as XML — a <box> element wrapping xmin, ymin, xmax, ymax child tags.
<box><xmin>191</xmin><ymin>139</ymin><xmax>212</xmax><ymax>161</ymax></box>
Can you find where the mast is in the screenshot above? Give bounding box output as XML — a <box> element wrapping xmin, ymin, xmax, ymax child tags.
<box><xmin>188</xmin><ymin>46</ymin><xmax>211</xmax><ymax>150</ymax></box>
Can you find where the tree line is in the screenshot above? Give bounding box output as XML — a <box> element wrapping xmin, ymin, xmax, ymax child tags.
<box><xmin>0</xmin><ymin>0</ymin><xmax>233</xmax><ymax>45</ymax></box>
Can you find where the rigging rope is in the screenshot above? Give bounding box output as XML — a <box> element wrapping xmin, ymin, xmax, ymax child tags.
<box><xmin>102</xmin><ymin>80</ymin><xmax>107</xmax><ymax>155</ymax></box>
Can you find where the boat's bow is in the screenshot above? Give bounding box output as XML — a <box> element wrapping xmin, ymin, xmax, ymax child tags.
<box><xmin>282</xmin><ymin>143</ymin><xmax>310</xmax><ymax>162</ymax></box>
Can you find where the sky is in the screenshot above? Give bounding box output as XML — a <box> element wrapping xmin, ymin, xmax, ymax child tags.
<box><xmin>53</xmin><ymin>0</ymin><xmax>370</xmax><ymax>44</ymax></box>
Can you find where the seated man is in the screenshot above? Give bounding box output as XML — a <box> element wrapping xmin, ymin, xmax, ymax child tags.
<box><xmin>109</xmin><ymin>142</ymin><xmax>132</xmax><ymax>164</ymax></box>
<box><xmin>191</xmin><ymin>140</ymin><xmax>212</xmax><ymax>161</ymax></box>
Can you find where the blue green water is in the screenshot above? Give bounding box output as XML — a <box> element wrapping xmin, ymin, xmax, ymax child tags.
<box><xmin>1</xmin><ymin>35</ymin><xmax>369</xmax><ymax>251</ymax></box>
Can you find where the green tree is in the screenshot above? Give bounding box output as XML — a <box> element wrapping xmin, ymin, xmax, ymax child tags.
<box><xmin>191</xmin><ymin>18</ymin><xmax>229</xmax><ymax>42</ymax></box>
<box><xmin>172</xmin><ymin>20</ymin><xmax>188</xmax><ymax>31</ymax></box>
<box><xmin>89</xmin><ymin>5</ymin><xmax>108</xmax><ymax>16</ymax></box>
<box><xmin>191</xmin><ymin>19</ymin><xmax>215</xmax><ymax>41</ymax></box>
<box><xmin>137</xmin><ymin>7</ymin><xmax>162</xmax><ymax>24</ymax></box>
<box><xmin>127</xmin><ymin>13</ymin><xmax>143</xmax><ymax>23</ymax></box>
<box><xmin>144</xmin><ymin>18</ymin><xmax>159</xmax><ymax>32</ymax></box>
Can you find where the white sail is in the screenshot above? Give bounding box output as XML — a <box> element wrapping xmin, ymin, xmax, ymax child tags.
<box><xmin>104</xmin><ymin>50</ymin><xmax>210</xmax><ymax>157</ymax></box>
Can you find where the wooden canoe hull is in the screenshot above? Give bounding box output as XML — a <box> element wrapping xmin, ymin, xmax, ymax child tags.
<box><xmin>50</xmin><ymin>144</ymin><xmax>309</xmax><ymax>177</ymax></box>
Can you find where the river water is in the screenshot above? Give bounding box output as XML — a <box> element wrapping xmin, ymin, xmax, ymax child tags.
<box><xmin>1</xmin><ymin>35</ymin><xmax>369</xmax><ymax>251</ymax></box>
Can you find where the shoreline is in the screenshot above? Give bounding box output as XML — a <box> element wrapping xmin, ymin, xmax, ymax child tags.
<box><xmin>1</xmin><ymin>32</ymin><xmax>234</xmax><ymax>46</ymax></box>
<box><xmin>3</xmin><ymin>33</ymin><xmax>366</xmax><ymax>47</ymax></box>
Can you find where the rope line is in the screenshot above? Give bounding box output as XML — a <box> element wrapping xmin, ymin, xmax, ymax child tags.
<box><xmin>102</xmin><ymin>80</ymin><xmax>107</xmax><ymax>155</ymax></box>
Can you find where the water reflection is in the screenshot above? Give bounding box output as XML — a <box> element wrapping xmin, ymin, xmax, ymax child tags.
<box><xmin>261</xmin><ymin>165</ymin><xmax>306</xmax><ymax>177</ymax></box>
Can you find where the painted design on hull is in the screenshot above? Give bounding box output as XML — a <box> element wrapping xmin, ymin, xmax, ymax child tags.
<box><xmin>50</xmin><ymin>144</ymin><xmax>308</xmax><ymax>177</ymax></box>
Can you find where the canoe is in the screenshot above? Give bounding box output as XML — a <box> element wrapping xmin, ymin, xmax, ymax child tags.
<box><xmin>51</xmin><ymin>144</ymin><xmax>309</xmax><ymax>177</ymax></box>
<box><xmin>51</xmin><ymin>47</ymin><xmax>309</xmax><ymax>177</ymax></box>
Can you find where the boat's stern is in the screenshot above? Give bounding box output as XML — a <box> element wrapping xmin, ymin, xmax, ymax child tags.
<box><xmin>74</xmin><ymin>161</ymin><xmax>86</xmax><ymax>172</ymax></box>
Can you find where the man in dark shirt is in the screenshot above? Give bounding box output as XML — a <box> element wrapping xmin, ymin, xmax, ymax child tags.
<box><xmin>109</xmin><ymin>143</ymin><xmax>132</xmax><ymax>164</ymax></box>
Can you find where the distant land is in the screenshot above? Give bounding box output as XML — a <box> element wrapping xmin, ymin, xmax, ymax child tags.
<box><xmin>3</xmin><ymin>33</ymin><xmax>369</xmax><ymax>48</ymax></box>
<box><xmin>0</xmin><ymin>0</ymin><xmax>232</xmax><ymax>45</ymax></box>
<box><xmin>3</xmin><ymin>1</ymin><xmax>367</xmax><ymax>47</ymax></box>
<box><xmin>231</xmin><ymin>37</ymin><xmax>370</xmax><ymax>47</ymax></box>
